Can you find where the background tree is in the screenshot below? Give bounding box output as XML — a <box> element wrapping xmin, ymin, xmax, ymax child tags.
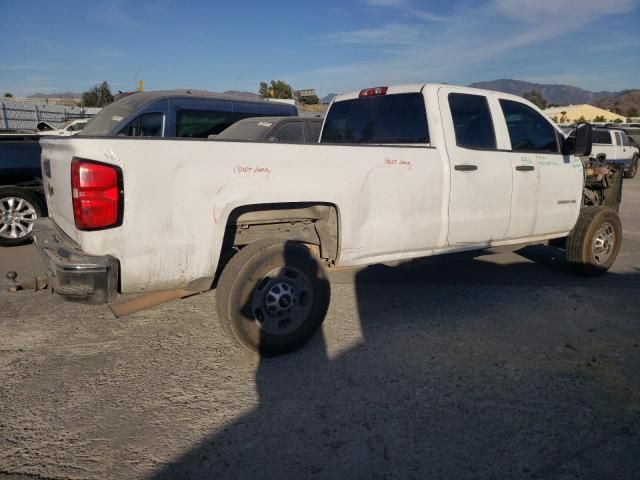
<box><xmin>627</xmin><ymin>107</ymin><xmax>639</xmax><ymax>118</ymax></box>
<box><xmin>576</xmin><ymin>116</ymin><xmax>587</xmax><ymax>123</ymax></box>
<box><xmin>523</xmin><ymin>90</ymin><xmax>547</xmax><ymax>109</ymax></box>
<box><xmin>81</xmin><ymin>81</ymin><xmax>114</xmax><ymax>107</ymax></box>
<box><xmin>3</xmin><ymin>92</ymin><xmax>13</xmax><ymax>98</ymax></box>
<box><xmin>560</xmin><ymin>111</ymin><xmax>567</xmax><ymax>122</ymax></box>
<box><xmin>298</xmin><ymin>94</ymin><xmax>319</xmax><ymax>105</ymax></box>
<box><xmin>258</xmin><ymin>80</ymin><xmax>293</xmax><ymax>99</ymax></box>
<box><xmin>593</xmin><ymin>115</ymin><xmax>606</xmax><ymax>122</ymax></box>
<box><xmin>613</xmin><ymin>118</ymin><xmax>623</xmax><ymax>123</ymax></box>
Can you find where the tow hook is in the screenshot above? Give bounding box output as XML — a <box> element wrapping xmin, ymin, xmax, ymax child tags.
<box><xmin>5</xmin><ymin>271</ymin><xmax>49</xmax><ymax>293</ymax></box>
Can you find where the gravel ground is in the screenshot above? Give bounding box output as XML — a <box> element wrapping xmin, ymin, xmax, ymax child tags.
<box><xmin>1</xmin><ymin>179</ymin><xmax>639</xmax><ymax>480</ymax></box>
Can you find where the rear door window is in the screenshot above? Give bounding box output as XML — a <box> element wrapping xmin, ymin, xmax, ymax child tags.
<box><xmin>272</xmin><ymin>122</ymin><xmax>304</xmax><ymax>142</ymax></box>
<box><xmin>621</xmin><ymin>132</ymin><xmax>631</xmax><ymax>146</ymax></box>
<box><xmin>615</xmin><ymin>132</ymin><xmax>623</xmax><ymax>146</ymax></box>
<box><xmin>176</xmin><ymin>110</ymin><xmax>234</xmax><ymax>138</ymax></box>
<box><xmin>499</xmin><ymin>99</ymin><xmax>559</xmax><ymax>153</ymax></box>
<box><xmin>119</xmin><ymin>112</ymin><xmax>163</xmax><ymax>137</ymax></box>
<box><xmin>321</xmin><ymin>93</ymin><xmax>429</xmax><ymax>144</ymax></box>
<box><xmin>448</xmin><ymin>93</ymin><xmax>496</xmax><ymax>149</ymax></box>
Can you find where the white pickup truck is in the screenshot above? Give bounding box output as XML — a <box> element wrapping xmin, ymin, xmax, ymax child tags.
<box><xmin>591</xmin><ymin>127</ymin><xmax>639</xmax><ymax>179</ymax></box>
<box><xmin>34</xmin><ymin>84</ymin><xmax>623</xmax><ymax>354</ymax></box>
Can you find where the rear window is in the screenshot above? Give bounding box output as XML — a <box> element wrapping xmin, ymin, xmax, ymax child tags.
<box><xmin>321</xmin><ymin>93</ymin><xmax>429</xmax><ymax>144</ymax></box>
<box><xmin>80</xmin><ymin>103</ymin><xmax>133</xmax><ymax>136</ymax></box>
<box><xmin>273</xmin><ymin>122</ymin><xmax>304</xmax><ymax>142</ymax></box>
<box><xmin>216</xmin><ymin>119</ymin><xmax>276</xmax><ymax>141</ymax></box>
<box><xmin>593</xmin><ymin>130</ymin><xmax>612</xmax><ymax>144</ymax></box>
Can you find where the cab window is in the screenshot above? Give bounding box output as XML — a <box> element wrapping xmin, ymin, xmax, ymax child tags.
<box><xmin>119</xmin><ymin>112</ymin><xmax>163</xmax><ymax>137</ymax></box>
<box><xmin>593</xmin><ymin>130</ymin><xmax>612</xmax><ymax>144</ymax></box>
<box><xmin>448</xmin><ymin>93</ymin><xmax>496</xmax><ymax>149</ymax></box>
<box><xmin>499</xmin><ymin>99</ymin><xmax>559</xmax><ymax>153</ymax></box>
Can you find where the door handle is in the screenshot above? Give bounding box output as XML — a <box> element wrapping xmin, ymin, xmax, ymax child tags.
<box><xmin>454</xmin><ymin>164</ymin><xmax>478</xmax><ymax>171</ymax></box>
<box><xmin>515</xmin><ymin>165</ymin><xmax>535</xmax><ymax>171</ymax></box>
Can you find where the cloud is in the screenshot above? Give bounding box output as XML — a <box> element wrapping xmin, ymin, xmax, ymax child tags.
<box><xmin>367</xmin><ymin>0</ymin><xmax>446</xmax><ymax>22</ymax></box>
<box><xmin>0</xmin><ymin>64</ymin><xmax>48</xmax><ymax>71</ymax></box>
<box><xmin>367</xmin><ymin>0</ymin><xmax>405</xmax><ymax>5</ymax></box>
<box><xmin>326</xmin><ymin>24</ymin><xmax>426</xmax><ymax>45</ymax></box>
<box><xmin>289</xmin><ymin>0</ymin><xmax>640</xmax><ymax>94</ymax></box>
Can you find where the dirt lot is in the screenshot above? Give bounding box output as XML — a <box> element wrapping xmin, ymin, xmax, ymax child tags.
<box><xmin>1</xmin><ymin>180</ymin><xmax>639</xmax><ymax>480</ymax></box>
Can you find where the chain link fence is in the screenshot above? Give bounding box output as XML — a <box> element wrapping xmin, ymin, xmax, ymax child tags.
<box><xmin>0</xmin><ymin>100</ymin><xmax>101</xmax><ymax>130</ymax></box>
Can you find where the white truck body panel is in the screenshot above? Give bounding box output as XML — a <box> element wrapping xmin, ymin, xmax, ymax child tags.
<box><xmin>40</xmin><ymin>84</ymin><xmax>585</xmax><ymax>294</ymax></box>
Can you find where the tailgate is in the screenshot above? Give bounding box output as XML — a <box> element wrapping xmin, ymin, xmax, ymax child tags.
<box><xmin>40</xmin><ymin>138</ymin><xmax>81</xmax><ymax>242</ymax></box>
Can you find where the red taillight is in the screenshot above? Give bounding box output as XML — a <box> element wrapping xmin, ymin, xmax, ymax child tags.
<box><xmin>359</xmin><ymin>86</ymin><xmax>388</xmax><ymax>97</ymax></box>
<box><xmin>71</xmin><ymin>158</ymin><xmax>123</xmax><ymax>230</ymax></box>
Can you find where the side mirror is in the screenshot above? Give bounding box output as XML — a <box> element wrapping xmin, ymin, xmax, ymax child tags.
<box><xmin>573</xmin><ymin>122</ymin><xmax>592</xmax><ymax>157</ymax></box>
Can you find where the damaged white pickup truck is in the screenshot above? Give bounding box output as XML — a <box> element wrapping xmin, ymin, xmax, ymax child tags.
<box><xmin>34</xmin><ymin>84</ymin><xmax>623</xmax><ymax>354</ymax></box>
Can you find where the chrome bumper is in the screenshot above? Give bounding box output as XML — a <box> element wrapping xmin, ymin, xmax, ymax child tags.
<box><xmin>33</xmin><ymin>218</ymin><xmax>118</xmax><ymax>304</ymax></box>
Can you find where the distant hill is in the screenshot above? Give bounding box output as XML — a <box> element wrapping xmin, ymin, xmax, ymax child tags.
<box><xmin>28</xmin><ymin>91</ymin><xmax>81</xmax><ymax>99</ymax></box>
<box><xmin>595</xmin><ymin>90</ymin><xmax>640</xmax><ymax>117</ymax></box>
<box><xmin>468</xmin><ymin>79</ymin><xmax>618</xmax><ymax>105</ymax></box>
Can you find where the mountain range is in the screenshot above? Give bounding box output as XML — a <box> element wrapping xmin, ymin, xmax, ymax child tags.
<box><xmin>27</xmin><ymin>92</ymin><xmax>81</xmax><ymax>99</ymax></box>
<box><xmin>468</xmin><ymin>79</ymin><xmax>639</xmax><ymax>115</ymax></box>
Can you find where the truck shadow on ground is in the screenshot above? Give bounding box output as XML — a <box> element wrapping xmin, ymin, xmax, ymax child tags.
<box><xmin>152</xmin><ymin>245</ymin><xmax>640</xmax><ymax>480</ymax></box>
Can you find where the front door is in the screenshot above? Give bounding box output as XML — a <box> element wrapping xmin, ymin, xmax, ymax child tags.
<box><xmin>438</xmin><ymin>88</ymin><xmax>512</xmax><ymax>245</ymax></box>
<box><xmin>496</xmin><ymin>98</ymin><xmax>582</xmax><ymax>238</ymax></box>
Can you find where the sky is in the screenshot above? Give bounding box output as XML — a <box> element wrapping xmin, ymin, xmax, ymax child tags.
<box><xmin>1</xmin><ymin>0</ymin><xmax>639</xmax><ymax>98</ymax></box>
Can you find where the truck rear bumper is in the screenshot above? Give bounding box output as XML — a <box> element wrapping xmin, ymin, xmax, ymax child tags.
<box><xmin>33</xmin><ymin>219</ymin><xmax>118</xmax><ymax>304</ymax></box>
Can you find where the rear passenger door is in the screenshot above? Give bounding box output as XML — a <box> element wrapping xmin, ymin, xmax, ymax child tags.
<box><xmin>438</xmin><ymin>87</ymin><xmax>512</xmax><ymax>244</ymax></box>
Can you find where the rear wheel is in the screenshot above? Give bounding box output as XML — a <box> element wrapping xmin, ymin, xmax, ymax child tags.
<box><xmin>625</xmin><ymin>155</ymin><xmax>638</xmax><ymax>179</ymax></box>
<box><xmin>0</xmin><ymin>187</ymin><xmax>45</xmax><ymax>247</ymax></box>
<box><xmin>216</xmin><ymin>239</ymin><xmax>330</xmax><ymax>355</ymax></box>
<box><xmin>566</xmin><ymin>207</ymin><xmax>621</xmax><ymax>276</ymax></box>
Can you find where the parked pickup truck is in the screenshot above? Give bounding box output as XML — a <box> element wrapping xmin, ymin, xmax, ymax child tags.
<box><xmin>0</xmin><ymin>133</ymin><xmax>46</xmax><ymax>246</ymax></box>
<box><xmin>215</xmin><ymin>116</ymin><xmax>323</xmax><ymax>143</ymax></box>
<box><xmin>591</xmin><ymin>127</ymin><xmax>639</xmax><ymax>178</ymax></box>
<box><xmin>34</xmin><ymin>84</ymin><xmax>623</xmax><ymax>355</ymax></box>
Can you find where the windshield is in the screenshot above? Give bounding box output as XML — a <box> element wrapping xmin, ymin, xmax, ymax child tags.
<box><xmin>79</xmin><ymin>102</ymin><xmax>135</xmax><ymax>136</ymax></box>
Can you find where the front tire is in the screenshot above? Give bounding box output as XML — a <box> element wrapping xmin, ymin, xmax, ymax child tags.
<box><xmin>0</xmin><ymin>187</ymin><xmax>45</xmax><ymax>247</ymax></box>
<box><xmin>216</xmin><ymin>239</ymin><xmax>331</xmax><ymax>355</ymax></box>
<box><xmin>566</xmin><ymin>207</ymin><xmax>622</xmax><ymax>276</ymax></box>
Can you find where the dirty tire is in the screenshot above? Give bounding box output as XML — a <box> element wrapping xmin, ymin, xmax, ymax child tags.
<box><xmin>566</xmin><ymin>207</ymin><xmax>621</xmax><ymax>276</ymax></box>
<box><xmin>0</xmin><ymin>186</ymin><xmax>45</xmax><ymax>247</ymax></box>
<box><xmin>215</xmin><ymin>239</ymin><xmax>330</xmax><ymax>355</ymax></box>
<box><xmin>625</xmin><ymin>155</ymin><xmax>638</xmax><ymax>179</ymax></box>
